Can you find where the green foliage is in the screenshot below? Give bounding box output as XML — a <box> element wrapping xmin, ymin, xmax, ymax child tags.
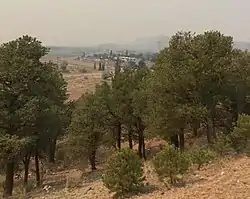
<box><xmin>0</xmin><ymin>35</ymin><xmax>67</xmax><ymax>196</ymax></box>
<box><xmin>67</xmin><ymin>85</ymin><xmax>113</xmax><ymax>169</ymax></box>
<box><xmin>153</xmin><ymin>145</ymin><xmax>191</xmax><ymax>184</ymax></box>
<box><xmin>210</xmin><ymin>134</ymin><xmax>233</xmax><ymax>156</ymax></box>
<box><xmin>102</xmin><ymin>148</ymin><xmax>145</xmax><ymax>195</ymax></box>
<box><xmin>210</xmin><ymin>115</ymin><xmax>250</xmax><ymax>155</ymax></box>
<box><xmin>111</xmin><ymin>67</ymin><xmax>150</xmax><ymax>127</ymax></box>
<box><xmin>0</xmin><ymin>135</ymin><xmax>29</xmax><ymax>164</ymax></box>
<box><xmin>190</xmin><ymin>147</ymin><xmax>216</xmax><ymax>170</ymax></box>
<box><xmin>0</xmin><ymin>35</ymin><xmax>67</xmax><ymax>157</ymax></box>
<box><xmin>229</xmin><ymin>114</ymin><xmax>250</xmax><ymax>153</ymax></box>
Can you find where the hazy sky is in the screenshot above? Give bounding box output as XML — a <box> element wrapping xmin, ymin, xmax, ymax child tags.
<box><xmin>0</xmin><ymin>0</ymin><xmax>249</xmax><ymax>46</ymax></box>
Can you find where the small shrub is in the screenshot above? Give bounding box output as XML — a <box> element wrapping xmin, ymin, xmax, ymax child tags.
<box><xmin>102</xmin><ymin>148</ymin><xmax>145</xmax><ymax>195</ymax></box>
<box><xmin>245</xmin><ymin>140</ymin><xmax>250</xmax><ymax>157</ymax></box>
<box><xmin>190</xmin><ymin>147</ymin><xmax>216</xmax><ymax>170</ymax></box>
<box><xmin>229</xmin><ymin>114</ymin><xmax>250</xmax><ymax>153</ymax></box>
<box><xmin>153</xmin><ymin>145</ymin><xmax>191</xmax><ymax>185</ymax></box>
<box><xmin>211</xmin><ymin>114</ymin><xmax>250</xmax><ymax>155</ymax></box>
<box><xmin>210</xmin><ymin>133</ymin><xmax>232</xmax><ymax>156</ymax></box>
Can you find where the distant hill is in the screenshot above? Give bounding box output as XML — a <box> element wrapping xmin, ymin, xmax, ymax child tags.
<box><xmin>82</xmin><ymin>35</ymin><xmax>170</xmax><ymax>53</ymax></box>
<box><xmin>47</xmin><ymin>46</ymin><xmax>85</xmax><ymax>57</ymax></box>
<box><xmin>48</xmin><ymin>36</ymin><xmax>250</xmax><ymax>56</ymax></box>
<box><xmin>122</xmin><ymin>35</ymin><xmax>169</xmax><ymax>52</ymax></box>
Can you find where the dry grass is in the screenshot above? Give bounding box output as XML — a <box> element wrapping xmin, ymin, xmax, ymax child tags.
<box><xmin>64</xmin><ymin>72</ymin><xmax>103</xmax><ymax>100</ymax></box>
<box><xmin>41</xmin><ymin>55</ymin><xmax>109</xmax><ymax>101</ymax></box>
<box><xmin>42</xmin><ymin>55</ymin><xmax>113</xmax><ymax>101</ymax></box>
<box><xmin>28</xmin><ymin>155</ymin><xmax>250</xmax><ymax>199</ymax></box>
<box><xmin>2</xmin><ymin>133</ymin><xmax>250</xmax><ymax>199</ymax></box>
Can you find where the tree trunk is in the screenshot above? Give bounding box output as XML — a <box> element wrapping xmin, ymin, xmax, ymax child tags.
<box><xmin>137</xmin><ymin>118</ymin><xmax>146</xmax><ymax>159</ymax></box>
<box><xmin>206</xmin><ymin>119</ymin><xmax>213</xmax><ymax>143</ymax></box>
<box><xmin>170</xmin><ymin>134</ymin><xmax>179</xmax><ymax>148</ymax></box>
<box><xmin>23</xmin><ymin>155</ymin><xmax>30</xmax><ymax>189</ymax></box>
<box><xmin>35</xmin><ymin>152</ymin><xmax>40</xmax><ymax>187</ymax></box>
<box><xmin>179</xmin><ymin>128</ymin><xmax>185</xmax><ymax>152</ymax></box>
<box><xmin>3</xmin><ymin>162</ymin><xmax>14</xmax><ymax>198</ymax></box>
<box><xmin>237</xmin><ymin>85</ymin><xmax>246</xmax><ymax>117</ymax></box>
<box><xmin>89</xmin><ymin>149</ymin><xmax>97</xmax><ymax>171</ymax></box>
<box><xmin>231</xmin><ymin>100</ymin><xmax>238</xmax><ymax>125</ymax></box>
<box><xmin>210</xmin><ymin>104</ymin><xmax>217</xmax><ymax>140</ymax></box>
<box><xmin>138</xmin><ymin>130</ymin><xmax>143</xmax><ymax>158</ymax></box>
<box><xmin>48</xmin><ymin>138</ymin><xmax>57</xmax><ymax>163</ymax></box>
<box><xmin>111</xmin><ymin>129</ymin><xmax>117</xmax><ymax>150</ymax></box>
<box><xmin>128</xmin><ymin>125</ymin><xmax>133</xmax><ymax>149</ymax></box>
<box><xmin>192</xmin><ymin>120</ymin><xmax>200</xmax><ymax>137</ymax></box>
<box><xmin>116</xmin><ymin>121</ymin><xmax>121</xmax><ymax>149</ymax></box>
<box><xmin>142</xmin><ymin>133</ymin><xmax>146</xmax><ymax>160</ymax></box>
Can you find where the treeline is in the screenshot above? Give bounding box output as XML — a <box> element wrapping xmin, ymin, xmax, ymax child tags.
<box><xmin>67</xmin><ymin>30</ymin><xmax>250</xmax><ymax>166</ymax></box>
<box><xmin>89</xmin><ymin>50</ymin><xmax>157</xmax><ymax>61</ymax></box>
<box><xmin>1</xmin><ymin>30</ymin><xmax>250</xmax><ymax>198</ymax></box>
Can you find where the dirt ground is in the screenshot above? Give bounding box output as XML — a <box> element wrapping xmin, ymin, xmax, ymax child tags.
<box><xmin>64</xmin><ymin>72</ymin><xmax>103</xmax><ymax>100</ymax></box>
<box><xmin>30</xmin><ymin>155</ymin><xmax>250</xmax><ymax>199</ymax></box>
<box><xmin>42</xmin><ymin>55</ymin><xmax>110</xmax><ymax>100</ymax></box>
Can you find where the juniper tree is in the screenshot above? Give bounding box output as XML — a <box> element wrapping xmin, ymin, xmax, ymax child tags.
<box><xmin>0</xmin><ymin>35</ymin><xmax>67</xmax><ymax>197</ymax></box>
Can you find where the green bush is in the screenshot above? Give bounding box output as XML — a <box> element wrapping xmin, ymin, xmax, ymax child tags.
<box><xmin>229</xmin><ymin>114</ymin><xmax>250</xmax><ymax>153</ymax></box>
<box><xmin>210</xmin><ymin>133</ymin><xmax>232</xmax><ymax>156</ymax></box>
<box><xmin>190</xmin><ymin>147</ymin><xmax>216</xmax><ymax>170</ymax></box>
<box><xmin>153</xmin><ymin>145</ymin><xmax>191</xmax><ymax>185</ymax></box>
<box><xmin>211</xmin><ymin>114</ymin><xmax>250</xmax><ymax>155</ymax></box>
<box><xmin>102</xmin><ymin>148</ymin><xmax>145</xmax><ymax>195</ymax></box>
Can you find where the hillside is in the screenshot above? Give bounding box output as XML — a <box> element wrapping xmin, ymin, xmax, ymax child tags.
<box><xmin>48</xmin><ymin>36</ymin><xmax>250</xmax><ymax>56</ymax></box>
<box><xmin>31</xmin><ymin>155</ymin><xmax>250</xmax><ymax>199</ymax></box>
<box><xmin>2</xmin><ymin>34</ymin><xmax>250</xmax><ymax>199</ymax></box>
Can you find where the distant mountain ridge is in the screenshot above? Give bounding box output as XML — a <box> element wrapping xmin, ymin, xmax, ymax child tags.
<box><xmin>48</xmin><ymin>36</ymin><xmax>250</xmax><ymax>56</ymax></box>
<box><xmin>82</xmin><ymin>35</ymin><xmax>170</xmax><ymax>53</ymax></box>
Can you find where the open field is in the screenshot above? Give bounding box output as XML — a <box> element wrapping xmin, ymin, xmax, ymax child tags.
<box><xmin>64</xmin><ymin>72</ymin><xmax>103</xmax><ymax>100</ymax></box>
<box><xmin>41</xmin><ymin>55</ymin><xmax>97</xmax><ymax>72</ymax></box>
<box><xmin>42</xmin><ymin>55</ymin><xmax>113</xmax><ymax>100</ymax></box>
